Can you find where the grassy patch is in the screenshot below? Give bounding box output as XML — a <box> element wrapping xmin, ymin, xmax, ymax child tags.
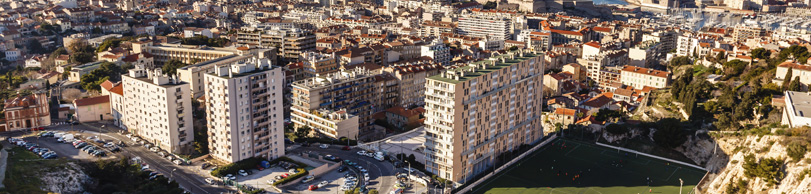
<box><xmin>2</xmin><ymin>147</ymin><xmax>70</xmax><ymax>194</ymax></box>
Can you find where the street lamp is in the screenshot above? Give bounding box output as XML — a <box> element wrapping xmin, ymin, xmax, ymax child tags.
<box><xmin>170</xmin><ymin>168</ymin><xmax>177</xmax><ymax>183</ymax></box>
<box><xmin>679</xmin><ymin>178</ymin><xmax>684</xmax><ymax>194</ymax></box>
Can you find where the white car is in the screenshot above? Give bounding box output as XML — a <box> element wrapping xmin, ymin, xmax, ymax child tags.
<box><xmin>225</xmin><ymin>174</ymin><xmax>236</xmax><ymax>180</ymax></box>
<box><xmin>238</xmin><ymin>170</ymin><xmax>248</xmax><ymax>177</ymax></box>
<box><xmin>404</xmin><ymin>168</ymin><xmax>416</xmax><ymax>173</ymax></box>
<box><xmin>317</xmin><ymin>180</ymin><xmax>328</xmax><ymax>188</ymax></box>
<box><xmin>365</xmin><ymin>152</ymin><xmax>374</xmax><ymax>157</ymax></box>
<box><xmin>319</xmin><ymin>144</ymin><xmax>329</xmax><ymax>149</ymax></box>
<box><xmin>205</xmin><ymin>178</ymin><xmax>215</xmax><ymax>185</ymax></box>
<box><xmin>267</xmin><ymin>179</ymin><xmax>276</xmax><ymax>184</ymax></box>
<box><xmin>357</xmin><ymin>150</ymin><xmax>366</xmax><ymax>156</ymax></box>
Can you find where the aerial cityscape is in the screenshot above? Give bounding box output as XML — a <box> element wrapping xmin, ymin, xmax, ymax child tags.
<box><xmin>0</xmin><ymin>0</ymin><xmax>809</xmax><ymax>193</ymax></box>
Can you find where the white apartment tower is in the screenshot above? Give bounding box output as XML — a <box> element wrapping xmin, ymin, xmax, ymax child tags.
<box><xmin>122</xmin><ymin>68</ymin><xmax>194</xmax><ymax>154</ymax></box>
<box><xmin>423</xmin><ymin>50</ymin><xmax>545</xmax><ymax>184</ymax></box>
<box><xmin>205</xmin><ymin>58</ymin><xmax>285</xmax><ymax>163</ymax></box>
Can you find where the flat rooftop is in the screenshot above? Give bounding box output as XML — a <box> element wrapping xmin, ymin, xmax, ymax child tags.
<box><xmin>428</xmin><ymin>51</ymin><xmax>540</xmax><ymax>84</ymax></box>
<box><xmin>787</xmin><ymin>91</ymin><xmax>811</xmax><ymax>118</ymax></box>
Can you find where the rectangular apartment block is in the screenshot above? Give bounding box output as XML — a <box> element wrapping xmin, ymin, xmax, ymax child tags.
<box><xmin>423</xmin><ymin>50</ymin><xmax>545</xmax><ymax>183</ymax></box>
<box><xmin>204</xmin><ymin>58</ymin><xmax>285</xmax><ymax>163</ymax></box>
<box><xmin>122</xmin><ymin>68</ymin><xmax>194</xmax><ymax>154</ymax></box>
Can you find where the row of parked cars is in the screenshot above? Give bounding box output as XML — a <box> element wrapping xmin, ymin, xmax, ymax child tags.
<box><xmin>8</xmin><ymin>138</ymin><xmax>58</xmax><ymax>159</ymax></box>
<box><xmin>126</xmin><ymin>134</ymin><xmax>184</xmax><ymax>165</ymax></box>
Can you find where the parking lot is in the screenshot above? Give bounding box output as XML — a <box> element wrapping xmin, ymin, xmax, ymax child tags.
<box><xmin>11</xmin><ymin>131</ymin><xmax>122</xmax><ymax>161</ymax></box>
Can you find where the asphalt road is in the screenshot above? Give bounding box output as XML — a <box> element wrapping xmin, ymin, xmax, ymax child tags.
<box><xmin>291</xmin><ymin>145</ymin><xmax>398</xmax><ymax>194</ymax></box>
<box><xmin>1</xmin><ymin>123</ymin><xmax>234</xmax><ymax>194</ymax></box>
<box><xmin>80</xmin><ymin>123</ymin><xmax>233</xmax><ymax>194</ymax></box>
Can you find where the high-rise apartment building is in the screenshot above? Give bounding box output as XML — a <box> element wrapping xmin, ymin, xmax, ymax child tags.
<box><xmin>421</xmin><ymin>39</ymin><xmax>451</xmax><ymax>66</ymax></box>
<box><xmin>237</xmin><ymin>26</ymin><xmax>316</xmax><ymax>62</ymax></box>
<box><xmin>290</xmin><ymin>67</ymin><xmax>380</xmax><ymax>141</ymax></box>
<box><xmin>457</xmin><ymin>10</ymin><xmax>512</xmax><ymax>40</ymax></box>
<box><xmin>204</xmin><ymin>58</ymin><xmax>285</xmax><ymax>163</ymax></box>
<box><xmin>732</xmin><ymin>25</ymin><xmax>765</xmax><ymax>43</ymax></box>
<box><xmin>383</xmin><ymin>60</ymin><xmax>444</xmax><ymax>108</ymax></box>
<box><xmin>122</xmin><ymin>68</ymin><xmax>194</xmax><ymax>154</ymax></box>
<box><xmin>423</xmin><ymin>50</ymin><xmax>545</xmax><ymax>183</ymax></box>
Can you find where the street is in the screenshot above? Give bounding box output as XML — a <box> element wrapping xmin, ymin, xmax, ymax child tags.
<box><xmin>0</xmin><ymin>122</ymin><xmax>235</xmax><ymax>194</ymax></box>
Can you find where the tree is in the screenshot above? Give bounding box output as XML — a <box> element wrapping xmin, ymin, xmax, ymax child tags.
<box><xmin>483</xmin><ymin>1</ymin><xmax>497</xmax><ymax>9</ymax></box>
<box><xmin>62</xmin><ymin>66</ymin><xmax>71</xmax><ymax>80</ymax></box>
<box><xmin>752</xmin><ymin>48</ymin><xmax>771</xmax><ymax>59</ymax></box>
<box><xmin>161</xmin><ymin>59</ymin><xmax>187</xmax><ymax>76</ymax></box>
<box><xmin>669</xmin><ymin>56</ymin><xmax>691</xmax><ymax>68</ymax></box>
<box><xmin>508</xmin><ymin>46</ymin><xmax>518</xmax><ymax>51</ymax></box>
<box><xmin>62</xmin><ymin>88</ymin><xmax>83</xmax><ymax>102</ymax></box>
<box><xmin>716</xmin><ymin>51</ymin><xmax>726</xmax><ymax>62</ymax></box>
<box><xmin>788</xmin><ymin>78</ymin><xmax>803</xmax><ymax>92</ymax></box>
<box><xmin>605</xmin><ymin>123</ymin><xmax>629</xmax><ymax>135</ymax></box>
<box><xmin>80</xmin><ymin>62</ymin><xmax>124</xmax><ymax>92</ymax></box>
<box><xmin>652</xmin><ymin>118</ymin><xmax>688</xmax><ymax>148</ymax></box>
<box><xmin>782</xmin><ymin>67</ymin><xmax>793</xmax><ymax>90</ymax></box>
<box><xmin>92</xmin><ymin>27</ymin><xmax>102</xmax><ymax>34</ymax></box>
<box><xmin>787</xmin><ymin>141</ymin><xmax>807</xmax><ymax>162</ymax></box>
<box><xmin>722</xmin><ymin>60</ymin><xmax>747</xmax><ymax>79</ymax></box>
<box><xmin>294</xmin><ymin>126</ymin><xmax>310</xmax><ymax>139</ymax></box>
<box><xmin>742</xmin><ymin>154</ymin><xmax>784</xmax><ymax>186</ymax></box>
<box><xmin>26</xmin><ymin>39</ymin><xmax>45</xmax><ymax>54</ymax></box>
<box><xmin>70</xmin><ymin>52</ymin><xmax>94</xmax><ymax>64</ymax></box>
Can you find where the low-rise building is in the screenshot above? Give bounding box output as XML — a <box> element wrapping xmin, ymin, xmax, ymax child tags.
<box><xmin>782</xmin><ymin>91</ymin><xmax>811</xmax><ymax>128</ymax></box>
<box><xmin>73</xmin><ymin>95</ymin><xmax>111</xmax><ymax>122</ymax></box>
<box><xmin>2</xmin><ymin>93</ymin><xmax>50</xmax><ymax>131</ymax></box>
<box><xmin>620</xmin><ymin>65</ymin><xmax>670</xmax><ymax>89</ymax></box>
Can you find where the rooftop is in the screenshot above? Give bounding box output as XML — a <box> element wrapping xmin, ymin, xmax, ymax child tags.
<box><xmin>428</xmin><ymin>50</ymin><xmax>540</xmax><ymax>84</ymax></box>
<box><xmin>786</xmin><ymin>91</ymin><xmax>811</xmax><ymax>118</ymax></box>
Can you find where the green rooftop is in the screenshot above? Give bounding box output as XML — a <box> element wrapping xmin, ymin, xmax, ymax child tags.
<box><xmin>428</xmin><ymin>51</ymin><xmax>540</xmax><ymax>84</ymax></box>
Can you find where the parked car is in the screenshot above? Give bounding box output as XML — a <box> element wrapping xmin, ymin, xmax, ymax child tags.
<box><xmin>338</xmin><ymin>166</ymin><xmax>347</xmax><ymax>172</ymax></box>
<box><xmin>201</xmin><ymin>163</ymin><xmax>210</xmax><ymax>169</ymax></box>
<box><xmin>308</xmin><ymin>185</ymin><xmax>318</xmax><ymax>191</ymax></box>
<box><xmin>173</xmin><ymin>160</ymin><xmax>183</xmax><ymax>165</ymax></box>
<box><xmin>319</xmin><ymin>144</ymin><xmax>329</xmax><ymax>149</ymax></box>
<box><xmin>110</xmin><ymin>147</ymin><xmax>121</xmax><ymax>152</ymax></box>
<box><xmin>205</xmin><ymin>178</ymin><xmax>215</xmax><ymax>185</ymax></box>
<box><xmin>302</xmin><ymin>175</ymin><xmax>315</xmax><ymax>183</ymax></box>
<box><xmin>238</xmin><ymin>170</ymin><xmax>248</xmax><ymax>177</ymax></box>
<box><xmin>357</xmin><ymin>150</ymin><xmax>367</xmax><ymax>156</ymax></box>
<box><xmin>342</xmin><ymin>146</ymin><xmax>351</xmax><ymax>150</ymax></box>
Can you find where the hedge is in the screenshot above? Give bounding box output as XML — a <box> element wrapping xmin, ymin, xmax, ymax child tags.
<box><xmin>211</xmin><ymin>157</ymin><xmax>263</xmax><ymax>177</ymax></box>
<box><xmin>272</xmin><ymin>168</ymin><xmax>308</xmax><ymax>186</ymax></box>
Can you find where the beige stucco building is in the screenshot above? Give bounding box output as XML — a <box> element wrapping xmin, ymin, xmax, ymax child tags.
<box><xmin>205</xmin><ymin>58</ymin><xmax>285</xmax><ymax>163</ymax></box>
<box><xmin>423</xmin><ymin>50</ymin><xmax>546</xmax><ymax>183</ymax></box>
<box><xmin>620</xmin><ymin>65</ymin><xmax>670</xmax><ymax>89</ymax></box>
<box><xmin>122</xmin><ymin>68</ymin><xmax>194</xmax><ymax>154</ymax></box>
<box><xmin>73</xmin><ymin>95</ymin><xmax>111</xmax><ymax>122</ymax></box>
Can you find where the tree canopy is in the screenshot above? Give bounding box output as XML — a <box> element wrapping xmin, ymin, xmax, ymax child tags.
<box><xmin>751</xmin><ymin>48</ymin><xmax>771</xmax><ymax>59</ymax></box>
<box><xmin>652</xmin><ymin>118</ymin><xmax>688</xmax><ymax>148</ymax></box>
<box><xmin>80</xmin><ymin>62</ymin><xmax>126</xmax><ymax>92</ymax></box>
<box><xmin>179</xmin><ymin>36</ymin><xmax>230</xmax><ymax>47</ymax></box>
<box><xmin>161</xmin><ymin>59</ymin><xmax>187</xmax><ymax>76</ymax></box>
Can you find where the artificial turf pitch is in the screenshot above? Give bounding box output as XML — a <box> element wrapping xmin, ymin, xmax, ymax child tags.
<box><xmin>469</xmin><ymin>139</ymin><xmax>707</xmax><ymax>194</ymax></box>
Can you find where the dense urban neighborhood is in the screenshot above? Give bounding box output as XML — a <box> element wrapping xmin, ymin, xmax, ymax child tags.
<box><xmin>0</xmin><ymin>0</ymin><xmax>810</xmax><ymax>193</ymax></box>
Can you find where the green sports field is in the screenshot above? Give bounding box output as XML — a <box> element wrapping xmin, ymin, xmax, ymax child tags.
<box><xmin>469</xmin><ymin>139</ymin><xmax>707</xmax><ymax>194</ymax></box>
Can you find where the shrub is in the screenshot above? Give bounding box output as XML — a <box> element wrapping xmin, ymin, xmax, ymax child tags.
<box><xmin>787</xmin><ymin>141</ymin><xmax>808</xmax><ymax>162</ymax></box>
<box><xmin>605</xmin><ymin>123</ymin><xmax>629</xmax><ymax>135</ymax></box>
<box><xmin>272</xmin><ymin>168</ymin><xmax>308</xmax><ymax>186</ymax></box>
<box><xmin>742</xmin><ymin>154</ymin><xmax>784</xmax><ymax>186</ymax></box>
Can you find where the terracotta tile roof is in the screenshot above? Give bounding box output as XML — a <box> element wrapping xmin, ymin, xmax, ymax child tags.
<box><xmin>621</xmin><ymin>65</ymin><xmax>669</xmax><ymax>78</ymax></box>
<box><xmin>4</xmin><ymin>94</ymin><xmax>42</xmax><ymax>109</ymax></box>
<box><xmin>109</xmin><ymin>84</ymin><xmax>123</xmax><ymax>95</ymax></box>
<box><xmin>554</xmin><ymin>108</ymin><xmax>576</xmax><ymax>116</ymax></box>
<box><xmin>74</xmin><ymin>95</ymin><xmax>110</xmax><ymax>107</ymax></box>
<box><xmin>778</xmin><ymin>61</ymin><xmax>811</xmax><ymax>71</ymax></box>
<box><xmin>100</xmin><ymin>80</ymin><xmax>115</xmax><ymax>91</ymax></box>
<box><xmin>582</xmin><ymin>93</ymin><xmax>613</xmax><ymax>108</ymax></box>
